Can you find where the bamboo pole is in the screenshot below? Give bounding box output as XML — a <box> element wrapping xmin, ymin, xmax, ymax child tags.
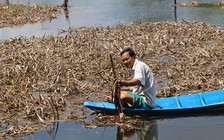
<box><xmin>109</xmin><ymin>54</ymin><xmax>123</xmax><ymax>120</ymax></box>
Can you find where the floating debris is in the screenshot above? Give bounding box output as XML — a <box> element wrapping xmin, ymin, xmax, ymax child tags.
<box><xmin>174</xmin><ymin>1</ymin><xmax>224</xmax><ymax>8</ymax></box>
<box><xmin>0</xmin><ymin>21</ymin><xmax>223</xmax><ymax>138</ymax></box>
<box><xmin>0</xmin><ymin>4</ymin><xmax>63</xmax><ymax>28</ymax></box>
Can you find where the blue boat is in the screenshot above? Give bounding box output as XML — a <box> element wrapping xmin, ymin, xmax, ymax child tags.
<box><xmin>84</xmin><ymin>89</ymin><xmax>224</xmax><ymax>117</ymax></box>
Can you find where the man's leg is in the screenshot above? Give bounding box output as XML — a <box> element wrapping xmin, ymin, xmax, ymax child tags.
<box><xmin>120</xmin><ymin>91</ymin><xmax>134</xmax><ymax>107</ymax></box>
<box><xmin>105</xmin><ymin>90</ymin><xmax>134</xmax><ymax>107</ymax></box>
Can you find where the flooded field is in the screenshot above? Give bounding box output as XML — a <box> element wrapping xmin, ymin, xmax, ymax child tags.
<box><xmin>0</xmin><ymin>0</ymin><xmax>224</xmax><ymax>139</ymax></box>
<box><xmin>0</xmin><ymin>0</ymin><xmax>223</xmax><ymax>40</ymax></box>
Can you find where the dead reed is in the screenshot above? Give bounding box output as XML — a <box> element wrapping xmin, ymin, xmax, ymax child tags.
<box><xmin>0</xmin><ymin>4</ymin><xmax>63</xmax><ymax>28</ymax></box>
<box><xmin>0</xmin><ymin>21</ymin><xmax>223</xmax><ymax>138</ymax></box>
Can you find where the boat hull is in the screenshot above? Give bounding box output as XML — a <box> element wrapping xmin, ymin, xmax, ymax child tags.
<box><xmin>84</xmin><ymin>89</ymin><xmax>224</xmax><ymax>117</ymax></box>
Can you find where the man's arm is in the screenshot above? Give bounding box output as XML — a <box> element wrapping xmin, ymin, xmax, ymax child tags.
<box><xmin>118</xmin><ymin>78</ymin><xmax>142</xmax><ymax>87</ymax></box>
<box><xmin>121</xmin><ymin>86</ymin><xmax>134</xmax><ymax>91</ymax></box>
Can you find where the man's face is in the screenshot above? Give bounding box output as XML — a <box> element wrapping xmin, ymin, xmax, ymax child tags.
<box><xmin>120</xmin><ymin>52</ymin><xmax>136</xmax><ymax>68</ymax></box>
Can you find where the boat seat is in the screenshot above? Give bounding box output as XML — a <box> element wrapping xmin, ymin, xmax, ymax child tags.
<box><xmin>200</xmin><ymin>90</ymin><xmax>224</xmax><ymax>105</ymax></box>
<box><xmin>177</xmin><ymin>94</ymin><xmax>206</xmax><ymax>108</ymax></box>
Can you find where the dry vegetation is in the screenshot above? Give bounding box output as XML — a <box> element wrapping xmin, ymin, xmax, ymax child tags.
<box><xmin>0</xmin><ymin>20</ymin><xmax>223</xmax><ymax>138</ymax></box>
<box><xmin>0</xmin><ymin>4</ymin><xmax>63</xmax><ymax>28</ymax></box>
<box><xmin>174</xmin><ymin>1</ymin><xmax>224</xmax><ymax>7</ymax></box>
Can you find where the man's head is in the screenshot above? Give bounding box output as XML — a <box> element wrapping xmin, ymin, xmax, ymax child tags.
<box><xmin>120</xmin><ymin>48</ymin><xmax>136</xmax><ymax>68</ymax></box>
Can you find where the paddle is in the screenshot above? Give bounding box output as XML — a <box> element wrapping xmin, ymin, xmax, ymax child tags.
<box><xmin>109</xmin><ymin>54</ymin><xmax>123</xmax><ymax>120</ymax></box>
<box><xmin>109</xmin><ymin>54</ymin><xmax>116</xmax><ymax>102</ymax></box>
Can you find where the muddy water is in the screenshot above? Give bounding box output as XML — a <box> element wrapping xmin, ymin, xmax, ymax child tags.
<box><xmin>16</xmin><ymin>114</ymin><xmax>224</xmax><ymax>140</ymax></box>
<box><xmin>0</xmin><ymin>0</ymin><xmax>223</xmax><ymax>40</ymax></box>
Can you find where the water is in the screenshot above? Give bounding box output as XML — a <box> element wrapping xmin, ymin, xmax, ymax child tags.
<box><xmin>16</xmin><ymin>114</ymin><xmax>224</xmax><ymax>140</ymax></box>
<box><xmin>0</xmin><ymin>0</ymin><xmax>224</xmax><ymax>139</ymax></box>
<box><xmin>0</xmin><ymin>0</ymin><xmax>223</xmax><ymax>40</ymax></box>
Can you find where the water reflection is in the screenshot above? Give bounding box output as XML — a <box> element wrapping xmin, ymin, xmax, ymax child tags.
<box><xmin>16</xmin><ymin>114</ymin><xmax>224</xmax><ymax>140</ymax></box>
<box><xmin>47</xmin><ymin>121</ymin><xmax>59</xmax><ymax>140</ymax></box>
<box><xmin>116</xmin><ymin>121</ymin><xmax>158</xmax><ymax>140</ymax></box>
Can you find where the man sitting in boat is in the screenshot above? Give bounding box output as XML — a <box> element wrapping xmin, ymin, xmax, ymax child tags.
<box><xmin>107</xmin><ymin>48</ymin><xmax>156</xmax><ymax>108</ymax></box>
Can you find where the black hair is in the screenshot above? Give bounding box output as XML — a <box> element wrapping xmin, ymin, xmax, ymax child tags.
<box><xmin>120</xmin><ymin>48</ymin><xmax>136</xmax><ymax>57</ymax></box>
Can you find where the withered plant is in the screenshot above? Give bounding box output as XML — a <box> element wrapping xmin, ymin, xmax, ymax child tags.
<box><xmin>0</xmin><ymin>21</ymin><xmax>223</xmax><ymax>138</ymax></box>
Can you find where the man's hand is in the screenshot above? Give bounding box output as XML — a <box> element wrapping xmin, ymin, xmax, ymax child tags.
<box><xmin>118</xmin><ymin>78</ymin><xmax>142</xmax><ymax>87</ymax></box>
<box><xmin>117</xmin><ymin>80</ymin><xmax>129</xmax><ymax>87</ymax></box>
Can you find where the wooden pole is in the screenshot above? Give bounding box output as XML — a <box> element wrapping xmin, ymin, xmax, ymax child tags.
<box><xmin>6</xmin><ymin>0</ymin><xmax>10</xmax><ymax>4</ymax></box>
<box><xmin>174</xmin><ymin>0</ymin><xmax>177</xmax><ymax>22</ymax></box>
<box><xmin>63</xmin><ymin>0</ymin><xmax>68</xmax><ymax>7</ymax></box>
<box><xmin>109</xmin><ymin>54</ymin><xmax>123</xmax><ymax>120</ymax></box>
<box><xmin>109</xmin><ymin>54</ymin><xmax>116</xmax><ymax>103</ymax></box>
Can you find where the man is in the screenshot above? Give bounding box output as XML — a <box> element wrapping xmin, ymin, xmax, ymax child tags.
<box><xmin>107</xmin><ymin>48</ymin><xmax>156</xmax><ymax>108</ymax></box>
